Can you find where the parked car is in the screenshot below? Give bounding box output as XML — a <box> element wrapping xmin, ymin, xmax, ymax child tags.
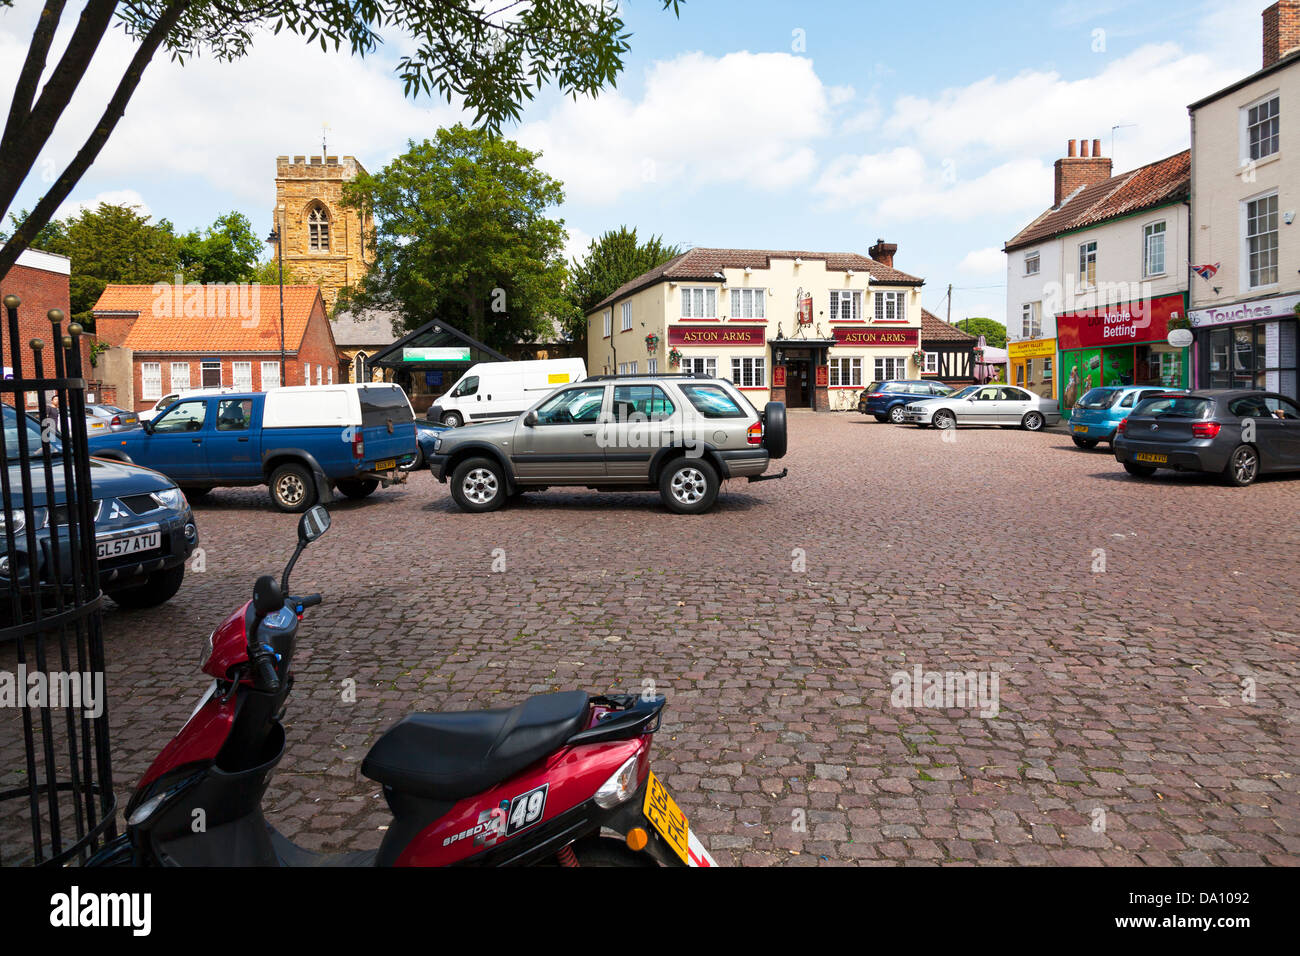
<box><xmin>1068</xmin><ymin>386</ymin><xmax>1184</xmax><ymax>448</ymax></box>
<box><xmin>423</xmin><ymin>373</ymin><xmax>788</xmax><ymax>514</ymax></box>
<box><xmin>402</xmin><ymin>419</ymin><xmax>448</xmax><ymax>472</ymax></box>
<box><xmin>87</xmin><ymin>383</ymin><xmax>418</xmax><ymax>512</ymax></box>
<box><xmin>1113</xmin><ymin>389</ymin><xmax>1300</xmax><ymax>486</ymax></box>
<box><xmin>86</xmin><ymin>403</ymin><xmax>141</xmax><ymax>433</ymax></box>
<box><xmin>901</xmin><ymin>384</ymin><xmax>1060</xmax><ymax>431</ymax></box>
<box><xmin>1</xmin><ymin>404</ymin><xmax>198</xmax><ymax>616</ymax></box>
<box><xmin>857</xmin><ymin>380</ymin><xmax>955</xmax><ymax>423</ymax></box>
<box><xmin>428</xmin><ymin>358</ymin><xmax>586</xmax><ymax>427</ymax></box>
<box><xmin>139</xmin><ymin>387</ymin><xmax>239</xmax><ymax>423</ymax></box>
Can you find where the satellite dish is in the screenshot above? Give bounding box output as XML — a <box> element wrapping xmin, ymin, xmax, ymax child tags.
<box><xmin>1167</xmin><ymin>328</ymin><xmax>1193</xmax><ymax>348</ymax></box>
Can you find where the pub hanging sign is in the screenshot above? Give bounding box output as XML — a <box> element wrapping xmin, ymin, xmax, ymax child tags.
<box><xmin>796</xmin><ymin>288</ymin><xmax>814</xmax><ymax>326</ymax></box>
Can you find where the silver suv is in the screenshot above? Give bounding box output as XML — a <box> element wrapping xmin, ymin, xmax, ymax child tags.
<box><xmin>422</xmin><ymin>374</ymin><xmax>788</xmax><ymax>514</ymax></box>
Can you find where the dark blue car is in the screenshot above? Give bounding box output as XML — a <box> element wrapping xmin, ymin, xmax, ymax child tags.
<box><xmin>2</xmin><ymin>405</ymin><xmax>198</xmax><ymax>618</ymax></box>
<box><xmin>858</xmin><ymin>380</ymin><xmax>955</xmax><ymax>423</ymax></box>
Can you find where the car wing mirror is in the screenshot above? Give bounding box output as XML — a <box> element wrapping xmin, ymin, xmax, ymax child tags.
<box><xmin>140</xmin><ymin>419</ymin><xmax>154</xmax><ymax>433</ymax></box>
<box><xmin>523</xmin><ymin>410</ymin><xmax>538</xmax><ymax>426</ymax></box>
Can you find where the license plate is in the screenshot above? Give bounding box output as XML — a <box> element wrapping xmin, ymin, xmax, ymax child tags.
<box><xmin>643</xmin><ymin>771</ymin><xmax>694</xmax><ymax>865</ymax></box>
<box><xmin>1073</xmin><ymin>424</ymin><xmax>1089</xmax><ymax>433</ymax></box>
<box><xmin>96</xmin><ymin>531</ymin><xmax>160</xmax><ymax>559</ymax></box>
<box><xmin>1135</xmin><ymin>453</ymin><xmax>1167</xmax><ymax>464</ymax></box>
<box><xmin>373</xmin><ymin>458</ymin><xmax>396</xmax><ymax>471</ymax></box>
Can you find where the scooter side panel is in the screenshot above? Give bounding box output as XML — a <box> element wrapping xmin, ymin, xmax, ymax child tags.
<box><xmin>137</xmin><ymin>690</ymin><xmax>237</xmax><ymax>789</ymax></box>
<box><xmin>393</xmin><ymin>738</ymin><xmax>645</xmax><ymax>866</ymax></box>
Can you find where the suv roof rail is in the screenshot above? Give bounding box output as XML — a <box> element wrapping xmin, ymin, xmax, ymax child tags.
<box><xmin>584</xmin><ymin>372</ymin><xmax>716</xmax><ymax>382</ymax></box>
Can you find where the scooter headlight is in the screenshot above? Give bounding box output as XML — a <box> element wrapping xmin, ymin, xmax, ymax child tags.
<box><xmin>594</xmin><ymin>753</ymin><xmax>641</xmax><ymax>809</ymax></box>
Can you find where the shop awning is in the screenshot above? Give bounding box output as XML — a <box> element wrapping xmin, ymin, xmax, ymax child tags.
<box><xmin>365</xmin><ymin>318</ymin><xmax>507</xmax><ymax>373</ymax></box>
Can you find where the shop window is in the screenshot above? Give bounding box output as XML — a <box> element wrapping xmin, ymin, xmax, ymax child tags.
<box><xmin>830</xmin><ymin>290</ymin><xmax>862</xmax><ymax>321</ymax></box>
<box><xmin>1246</xmin><ymin>194</ymin><xmax>1279</xmax><ymax>288</ymax></box>
<box><xmin>1042</xmin><ymin>357</ymin><xmax>1053</xmax><ymax>381</ymax></box>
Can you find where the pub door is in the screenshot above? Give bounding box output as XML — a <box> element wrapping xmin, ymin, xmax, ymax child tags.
<box><xmin>787</xmin><ymin>359</ymin><xmax>812</xmax><ymax>407</ymax></box>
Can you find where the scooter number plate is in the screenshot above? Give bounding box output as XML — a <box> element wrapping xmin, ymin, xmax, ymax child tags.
<box><xmin>643</xmin><ymin>771</ymin><xmax>691</xmax><ymax>865</ymax></box>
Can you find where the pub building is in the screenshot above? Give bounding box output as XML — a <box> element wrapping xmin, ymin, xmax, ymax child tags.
<box><xmin>1055</xmin><ymin>292</ymin><xmax>1190</xmax><ymax>414</ymax></box>
<box><xmin>586</xmin><ymin>244</ymin><xmax>925</xmax><ymax>411</ymax></box>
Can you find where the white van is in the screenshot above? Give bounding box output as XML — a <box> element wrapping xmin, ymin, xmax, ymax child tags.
<box><xmin>430</xmin><ymin>358</ymin><xmax>586</xmax><ymax>427</ymax></box>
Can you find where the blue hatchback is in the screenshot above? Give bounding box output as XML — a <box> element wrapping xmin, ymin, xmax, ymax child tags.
<box><xmin>1068</xmin><ymin>385</ymin><xmax>1185</xmax><ymax>448</ymax></box>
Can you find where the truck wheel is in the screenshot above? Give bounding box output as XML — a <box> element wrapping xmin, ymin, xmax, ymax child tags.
<box><xmin>337</xmin><ymin>477</ymin><xmax>379</xmax><ymax>499</ymax></box>
<box><xmin>269</xmin><ymin>462</ymin><xmax>318</xmax><ymax>513</ymax></box>
<box><xmin>450</xmin><ymin>456</ymin><xmax>506</xmax><ymax>512</ymax></box>
<box><xmin>762</xmin><ymin>402</ymin><xmax>787</xmax><ymax>459</ymax></box>
<box><xmin>658</xmin><ymin>457</ymin><xmax>719</xmax><ymax>514</ymax></box>
<box><xmin>442</xmin><ymin>411</ymin><xmax>464</xmax><ymax>428</ymax></box>
<box><xmin>398</xmin><ymin>446</ymin><xmax>425</xmax><ymax>472</ymax></box>
<box><xmin>106</xmin><ymin>565</ymin><xmax>185</xmax><ymax>609</ymax></box>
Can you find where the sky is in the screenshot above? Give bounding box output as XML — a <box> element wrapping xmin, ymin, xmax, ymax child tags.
<box><xmin>0</xmin><ymin>0</ymin><xmax>1274</xmax><ymax>326</ymax></box>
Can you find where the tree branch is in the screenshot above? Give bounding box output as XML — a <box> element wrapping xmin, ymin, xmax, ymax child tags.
<box><xmin>0</xmin><ymin>1</ymin><xmax>191</xmax><ymax>277</ymax></box>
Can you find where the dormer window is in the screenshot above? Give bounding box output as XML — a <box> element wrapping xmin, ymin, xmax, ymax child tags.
<box><xmin>308</xmin><ymin>204</ymin><xmax>331</xmax><ymax>252</ymax></box>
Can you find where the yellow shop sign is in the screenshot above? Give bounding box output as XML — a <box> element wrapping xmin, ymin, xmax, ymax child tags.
<box><xmin>1007</xmin><ymin>338</ymin><xmax>1056</xmax><ymax>360</ymax></box>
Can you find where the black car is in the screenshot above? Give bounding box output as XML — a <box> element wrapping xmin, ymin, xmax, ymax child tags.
<box><xmin>1113</xmin><ymin>389</ymin><xmax>1300</xmax><ymax>486</ymax></box>
<box><xmin>2</xmin><ymin>404</ymin><xmax>199</xmax><ymax>616</ymax></box>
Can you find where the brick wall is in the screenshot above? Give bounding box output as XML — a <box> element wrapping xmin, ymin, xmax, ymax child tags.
<box><xmin>1053</xmin><ymin>139</ymin><xmax>1113</xmax><ymax>207</ymax></box>
<box><xmin>1264</xmin><ymin>1</ymin><xmax>1300</xmax><ymax>67</ymax></box>
<box><xmin>0</xmin><ymin>260</ymin><xmax>87</xmax><ymax>404</ymax></box>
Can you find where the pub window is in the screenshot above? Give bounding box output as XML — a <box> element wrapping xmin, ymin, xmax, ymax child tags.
<box><xmin>829</xmin><ymin>357</ymin><xmax>862</xmax><ymax>387</ymax></box>
<box><xmin>730</xmin><ymin>356</ymin><xmax>766</xmax><ymax>388</ymax></box>
<box><xmin>602</xmin><ymin>309</ymin><xmax>611</xmax><ymax>337</ymax></box>
<box><xmin>308</xmin><ymin>204</ymin><xmax>331</xmax><ymax>252</ymax></box>
<box><xmin>730</xmin><ymin>288</ymin><xmax>766</xmax><ymax>320</ymax></box>
<box><xmin>873</xmin><ymin>356</ymin><xmax>906</xmax><ymax>381</ymax></box>
<box><xmin>681</xmin><ymin>356</ymin><xmax>717</xmax><ymax>377</ymax></box>
<box><xmin>829</xmin><ymin>290</ymin><xmax>862</xmax><ymax>321</ymax></box>
<box><xmin>874</xmin><ymin>291</ymin><xmax>906</xmax><ymax>322</ymax></box>
<box><xmin>621</xmin><ymin>301</ymin><xmax>633</xmax><ymax>332</ymax></box>
<box><xmin>680</xmin><ymin>286</ymin><xmax>718</xmax><ymax>319</ymax></box>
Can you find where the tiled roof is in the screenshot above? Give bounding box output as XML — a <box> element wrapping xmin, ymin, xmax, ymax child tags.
<box><xmin>92</xmin><ymin>284</ymin><xmax>324</xmax><ymax>353</ymax></box>
<box><xmin>590</xmin><ymin>247</ymin><xmax>924</xmax><ymax>313</ymax></box>
<box><xmin>1005</xmin><ymin>150</ymin><xmax>1190</xmax><ymax>252</ymax></box>
<box><xmin>921</xmin><ymin>309</ymin><xmax>976</xmax><ymax>342</ymax></box>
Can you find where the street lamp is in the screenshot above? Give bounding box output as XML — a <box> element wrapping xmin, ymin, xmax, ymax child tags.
<box><xmin>265</xmin><ymin>205</ymin><xmax>286</xmax><ymax>385</ymax></box>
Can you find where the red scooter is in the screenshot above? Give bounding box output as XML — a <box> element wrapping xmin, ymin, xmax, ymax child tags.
<box><xmin>90</xmin><ymin>505</ymin><xmax>716</xmax><ymax>867</ymax></box>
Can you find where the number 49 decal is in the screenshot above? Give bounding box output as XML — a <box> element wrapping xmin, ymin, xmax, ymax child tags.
<box><xmin>506</xmin><ymin>784</ymin><xmax>548</xmax><ymax>836</ymax></box>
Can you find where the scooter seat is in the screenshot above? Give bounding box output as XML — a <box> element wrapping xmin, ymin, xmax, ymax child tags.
<box><xmin>360</xmin><ymin>691</ymin><xmax>590</xmax><ymax>801</ymax></box>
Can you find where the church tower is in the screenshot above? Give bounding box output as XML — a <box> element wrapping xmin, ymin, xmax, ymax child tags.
<box><xmin>271</xmin><ymin>154</ymin><xmax>373</xmax><ymax>311</ymax></box>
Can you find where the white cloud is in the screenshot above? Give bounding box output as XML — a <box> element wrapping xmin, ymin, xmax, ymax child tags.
<box><xmin>958</xmin><ymin>247</ymin><xmax>1006</xmax><ymax>276</ymax></box>
<box><xmin>563</xmin><ymin>225</ymin><xmax>593</xmax><ymax>265</ymax></box>
<box><xmin>518</xmin><ymin>51</ymin><xmax>833</xmax><ymax>204</ymax></box>
<box><xmin>55</xmin><ymin>189</ymin><xmax>152</xmax><ymax>221</ymax></box>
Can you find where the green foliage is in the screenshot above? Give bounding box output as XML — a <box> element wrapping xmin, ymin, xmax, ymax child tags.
<box><xmin>248</xmin><ymin>258</ymin><xmax>304</xmax><ymax>286</ymax></box>
<box><xmin>178</xmin><ymin>211</ymin><xmax>263</xmax><ymax>284</ymax></box>
<box><xmin>955</xmin><ymin>316</ymin><xmax>1007</xmax><ymax>348</ymax></box>
<box><xmin>339</xmin><ymin>125</ymin><xmax>572</xmax><ymax>351</ymax></box>
<box><xmin>565</xmin><ymin>227</ymin><xmax>681</xmax><ymax>344</ymax></box>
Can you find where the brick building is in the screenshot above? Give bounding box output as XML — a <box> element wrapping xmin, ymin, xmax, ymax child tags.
<box><xmin>270</xmin><ymin>155</ymin><xmax>373</xmax><ymax>311</ymax></box>
<box><xmin>0</xmin><ymin>248</ymin><xmax>91</xmax><ymax>406</ymax></box>
<box><xmin>91</xmin><ymin>284</ymin><xmax>340</xmax><ymax>412</ymax></box>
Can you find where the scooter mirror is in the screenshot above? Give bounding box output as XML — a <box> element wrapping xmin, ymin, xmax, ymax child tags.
<box><xmin>253</xmin><ymin>574</ymin><xmax>283</xmax><ymax>616</ymax></box>
<box><xmin>298</xmin><ymin>505</ymin><xmax>331</xmax><ymax>543</ymax></box>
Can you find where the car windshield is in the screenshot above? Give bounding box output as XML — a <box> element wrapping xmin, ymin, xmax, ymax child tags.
<box><xmin>1078</xmin><ymin>388</ymin><xmax>1122</xmax><ymax>409</ymax></box>
<box><xmin>1133</xmin><ymin>396</ymin><xmax>1212</xmax><ymax>419</ymax></box>
<box><xmin>3</xmin><ymin>405</ymin><xmax>62</xmax><ymax>459</ymax></box>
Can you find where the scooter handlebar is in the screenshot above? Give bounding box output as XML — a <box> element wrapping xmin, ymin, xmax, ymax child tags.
<box><xmin>294</xmin><ymin>594</ymin><xmax>322</xmax><ymax>610</ymax></box>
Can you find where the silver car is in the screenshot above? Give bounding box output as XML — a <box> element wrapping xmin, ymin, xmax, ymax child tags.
<box><xmin>901</xmin><ymin>384</ymin><xmax>1060</xmax><ymax>431</ymax></box>
<box><xmin>423</xmin><ymin>374</ymin><xmax>789</xmax><ymax>514</ymax></box>
<box><xmin>87</xmin><ymin>403</ymin><xmax>140</xmax><ymax>433</ymax></box>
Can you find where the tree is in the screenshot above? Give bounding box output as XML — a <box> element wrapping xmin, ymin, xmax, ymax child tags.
<box><xmin>178</xmin><ymin>211</ymin><xmax>262</xmax><ymax>284</ymax></box>
<box><xmin>565</xmin><ymin>227</ymin><xmax>681</xmax><ymax>348</ymax></box>
<box><xmin>956</xmin><ymin>316</ymin><xmax>1007</xmax><ymax>348</ymax></box>
<box><xmin>339</xmin><ymin>125</ymin><xmax>571</xmax><ymax>352</ymax></box>
<box><xmin>0</xmin><ymin>0</ymin><xmax>683</xmax><ymax>278</ymax></box>
<box><xmin>247</xmin><ymin>257</ymin><xmax>302</xmax><ymax>286</ymax></box>
<box><xmin>24</xmin><ymin>202</ymin><xmax>180</xmax><ymax>327</ymax></box>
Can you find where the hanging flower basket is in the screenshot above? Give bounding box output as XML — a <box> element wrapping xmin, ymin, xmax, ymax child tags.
<box><xmin>645</xmin><ymin>332</ymin><xmax>660</xmax><ymax>352</ymax></box>
<box><xmin>668</xmin><ymin>346</ymin><xmax>682</xmax><ymax>368</ymax></box>
<box><xmin>912</xmin><ymin>349</ymin><xmax>926</xmax><ymax>364</ymax></box>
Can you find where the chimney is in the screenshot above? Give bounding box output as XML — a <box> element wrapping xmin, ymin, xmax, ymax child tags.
<box><xmin>1053</xmin><ymin>138</ymin><xmax>1113</xmax><ymax>207</ymax></box>
<box><xmin>868</xmin><ymin>239</ymin><xmax>897</xmax><ymax>269</ymax></box>
<box><xmin>1263</xmin><ymin>1</ymin><xmax>1300</xmax><ymax>67</ymax></box>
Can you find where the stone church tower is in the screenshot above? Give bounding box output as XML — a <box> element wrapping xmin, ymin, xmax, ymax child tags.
<box><xmin>271</xmin><ymin>154</ymin><xmax>374</xmax><ymax>311</ymax></box>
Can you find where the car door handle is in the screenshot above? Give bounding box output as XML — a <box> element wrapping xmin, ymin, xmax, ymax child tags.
<box><xmin>237</xmin><ymin>437</ymin><xmax>249</xmax><ymax>442</ymax></box>
<box><xmin>191</xmin><ymin>438</ymin><xmax>202</xmax><ymax>444</ymax></box>
<box><xmin>583</xmin><ymin>431</ymin><xmax>595</xmax><ymax>437</ymax></box>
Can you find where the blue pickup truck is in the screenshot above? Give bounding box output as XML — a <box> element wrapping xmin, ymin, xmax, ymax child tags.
<box><xmin>87</xmin><ymin>384</ymin><xmax>418</xmax><ymax>512</ymax></box>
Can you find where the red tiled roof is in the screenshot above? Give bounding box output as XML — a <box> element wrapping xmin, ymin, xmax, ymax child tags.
<box><xmin>92</xmin><ymin>284</ymin><xmax>324</xmax><ymax>353</ymax></box>
<box><xmin>590</xmin><ymin>247</ymin><xmax>923</xmax><ymax>313</ymax></box>
<box><xmin>1005</xmin><ymin>150</ymin><xmax>1190</xmax><ymax>252</ymax></box>
<box><xmin>921</xmin><ymin>309</ymin><xmax>976</xmax><ymax>342</ymax></box>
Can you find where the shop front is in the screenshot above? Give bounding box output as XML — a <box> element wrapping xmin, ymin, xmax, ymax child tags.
<box><xmin>1056</xmin><ymin>292</ymin><xmax>1188</xmax><ymax>418</ymax></box>
<box><xmin>1188</xmin><ymin>293</ymin><xmax>1299</xmax><ymax>400</ymax></box>
<box><xmin>1007</xmin><ymin>337</ymin><xmax>1057</xmax><ymax>400</ymax></box>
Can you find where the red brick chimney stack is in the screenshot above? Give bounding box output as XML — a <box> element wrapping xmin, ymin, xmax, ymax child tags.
<box><xmin>868</xmin><ymin>239</ymin><xmax>897</xmax><ymax>269</ymax></box>
<box><xmin>1263</xmin><ymin>1</ymin><xmax>1300</xmax><ymax>68</ymax></box>
<box><xmin>1053</xmin><ymin>139</ymin><xmax>1114</xmax><ymax>208</ymax></box>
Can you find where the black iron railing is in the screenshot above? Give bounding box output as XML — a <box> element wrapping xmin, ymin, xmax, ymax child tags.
<box><xmin>0</xmin><ymin>294</ymin><xmax>115</xmax><ymax>866</ymax></box>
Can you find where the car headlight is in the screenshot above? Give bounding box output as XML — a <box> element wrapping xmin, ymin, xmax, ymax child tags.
<box><xmin>433</xmin><ymin>434</ymin><xmax>442</xmax><ymax>452</ymax></box>
<box><xmin>594</xmin><ymin>753</ymin><xmax>641</xmax><ymax>809</ymax></box>
<box><xmin>152</xmin><ymin>487</ymin><xmax>186</xmax><ymax>510</ymax></box>
<box><xmin>0</xmin><ymin>510</ymin><xmax>27</xmax><ymax>536</ymax></box>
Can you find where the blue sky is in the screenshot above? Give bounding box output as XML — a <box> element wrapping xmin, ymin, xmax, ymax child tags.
<box><xmin>1</xmin><ymin>0</ymin><xmax>1270</xmax><ymax>325</ymax></box>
